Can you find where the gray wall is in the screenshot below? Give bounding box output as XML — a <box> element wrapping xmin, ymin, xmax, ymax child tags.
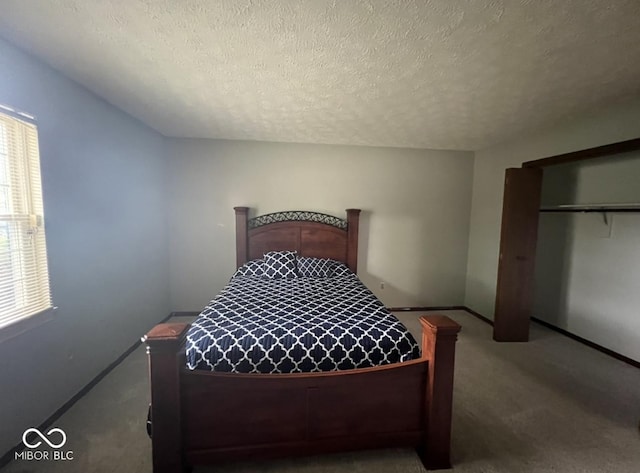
<box><xmin>465</xmin><ymin>98</ymin><xmax>640</xmax><ymax>320</ymax></box>
<box><xmin>166</xmin><ymin>138</ymin><xmax>474</xmax><ymax>310</ymax></box>
<box><xmin>535</xmin><ymin>152</ymin><xmax>640</xmax><ymax>361</ymax></box>
<box><xmin>0</xmin><ymin>38</ymin><xmax>170</xmax><ymax>455</ymax></box>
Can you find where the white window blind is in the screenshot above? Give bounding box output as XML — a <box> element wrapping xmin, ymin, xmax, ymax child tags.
<box><xmin>0</xmin><ymin>109</ymin><xmax>52</xmax><ymax>329</ymax></box>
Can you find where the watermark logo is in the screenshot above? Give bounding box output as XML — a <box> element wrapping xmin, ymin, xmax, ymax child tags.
<box><xmin>22</xmin><ymin>428</ymin><xmax>66</xmax><ymax>449</ymax></box>
<box><xmin>16</xmin><ymin>428</ymin><xmax>73</xmax><ymax>462</ymax></box>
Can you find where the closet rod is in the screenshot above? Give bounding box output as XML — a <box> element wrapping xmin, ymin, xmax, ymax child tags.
<box><xmin>540</xmin><ymin>205</ymin><xmax>640</xmax><ymax>213</ymax></box>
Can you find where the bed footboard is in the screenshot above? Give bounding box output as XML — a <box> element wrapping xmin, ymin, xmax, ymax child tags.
<box><xmin>145</xmin><ymin>315</ymin><xmax>460</xmax><ymax>472</ymax></box>
<box><xmin>419</xmin><ymin>315</ymin><xmax>462</xmax><ymax>469</ymax></box>
<box><xmin>144</xmin><ymin>323</ymin><xmax>190</xmax><ymax>473</ymax></box>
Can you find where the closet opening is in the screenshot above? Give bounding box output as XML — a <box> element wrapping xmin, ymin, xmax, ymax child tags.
<box><xmin>493</xmin><ymin>137</ymin><xmax>640</xmax><ymax>366</ymax></box>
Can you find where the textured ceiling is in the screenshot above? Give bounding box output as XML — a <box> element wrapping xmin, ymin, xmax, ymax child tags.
<box><xmin>1</xmin><ymin>0</ymin><xmax>640</xmax><ymax>150</ymax></box>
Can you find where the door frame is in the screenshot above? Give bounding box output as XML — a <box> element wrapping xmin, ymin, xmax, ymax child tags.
<box><xmin>494</xmin><ymin>137</ymin><xmax>640</xmax><ymax>341</ymax></box>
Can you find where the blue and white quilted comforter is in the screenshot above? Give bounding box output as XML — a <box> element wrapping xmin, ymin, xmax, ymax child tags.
<box><xmin>185</xmin><ymin>259</ymin><xmax>420</xmax><ymax>374</ymax></box>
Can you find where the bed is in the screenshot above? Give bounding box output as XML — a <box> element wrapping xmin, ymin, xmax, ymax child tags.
<box><xmin>144</xmin><ymin>207</ymin><xmax>461</xmax><ymax>472</ymax></box>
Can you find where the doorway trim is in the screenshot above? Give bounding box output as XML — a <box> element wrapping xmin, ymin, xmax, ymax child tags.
<box><xmin>494</xmin><ymin>136</ymin><xmax>640</xmax><ymax>341</ymax></box>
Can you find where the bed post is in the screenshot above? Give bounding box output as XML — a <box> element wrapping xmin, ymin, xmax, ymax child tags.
<box><xmin>419</xmin><ymin>315</ymin><xmax>461</xmax><ymax>470</ymax></box>
<box><xmin>234</xmin><ymin>206</ymin><xmax>249</xmax><ymax>268</ymax></box>
<box><xmin>345</xmin><ymin>208</ymin><xmax>360</xmax><ymax>273</ymax></box>
<box><xmin>144</xmin><ymin>323</ymin><xmax>190</xmax><ymax>473</ymax></box>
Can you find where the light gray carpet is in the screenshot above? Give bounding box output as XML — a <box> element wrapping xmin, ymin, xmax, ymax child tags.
<box><xmin>3</xmin><ymin>310</ymin><xmax>640</xmax><ymax>472</ymax></box>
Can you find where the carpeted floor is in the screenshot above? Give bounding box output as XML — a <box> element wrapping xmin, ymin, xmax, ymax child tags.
<box><xmin>3</xmin><ymin>310</ymin><xmax>639</xmax><ymax>472</ymax></box>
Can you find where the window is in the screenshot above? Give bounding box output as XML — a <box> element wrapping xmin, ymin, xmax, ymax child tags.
<box><xmin>0</xmin><ymin>108</ymin><xmax>52</xmax><ymax>329</ymax></box>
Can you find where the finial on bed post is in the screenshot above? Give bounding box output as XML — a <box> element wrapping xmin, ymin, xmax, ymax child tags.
<box><xmin>346</xmin><ymin>209</ymin><xmax>360</xmax><ymax>273</ymax></box>
<box><xmin>234</xmin><ymin>207</ymin><xmax>249</xmax><ymax>268</ymax></box>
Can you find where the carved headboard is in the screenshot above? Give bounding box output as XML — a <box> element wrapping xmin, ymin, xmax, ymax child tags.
<box><xmin>234</xmin><ymin>207</ymin><xmax>361</xmax><ymax>273</ymax></box>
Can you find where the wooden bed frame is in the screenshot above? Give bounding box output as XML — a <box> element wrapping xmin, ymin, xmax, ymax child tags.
<box><xmin>145</xmin><ymin>207</ymin><xmax>461</xmax><ymax>472</ymax></box>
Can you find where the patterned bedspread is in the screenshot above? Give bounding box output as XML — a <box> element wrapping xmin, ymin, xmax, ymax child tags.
<box><xmin>185</xmin><ymin>263</ymin><xmax>420</xmax><ymax>374</ymax></box>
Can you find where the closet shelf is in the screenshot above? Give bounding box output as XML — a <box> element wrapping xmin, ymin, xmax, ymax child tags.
<box><xmin>540</xmin><ymin>203</ymin><xmax>640</xmax><ymax>213</ymax></box>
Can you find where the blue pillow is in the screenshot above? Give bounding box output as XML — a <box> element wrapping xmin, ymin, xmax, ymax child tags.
<box><xmin>263</xmin><ymin>251</ymin><xmax>298</xmax><ymax>279</ymax></box>
<box><xmin>297</xmin><ymin>257</ymin><xmax>338</xmax><ymax>278</ymax></box>
<box><xmin>331</xmin><ymin>262</ymin><xmax>352</xmax><ymax>277</ymax></box>
<box><xmin>232</xmin><ymin>259</ymin><xmax>264</xmax><ymax>278</ymax></box>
